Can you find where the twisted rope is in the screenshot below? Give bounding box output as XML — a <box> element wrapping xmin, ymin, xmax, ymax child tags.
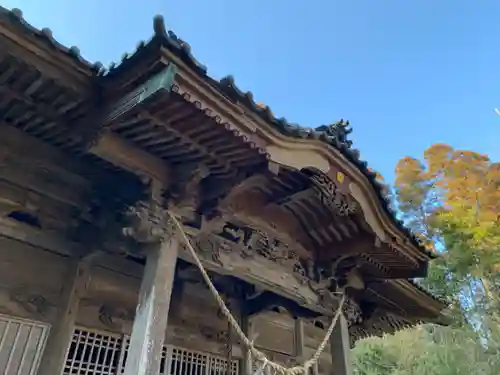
<box><xmin>169</xmin><ymin>213</ymin><xmax>345</xmax><ymax>375</ymax></box>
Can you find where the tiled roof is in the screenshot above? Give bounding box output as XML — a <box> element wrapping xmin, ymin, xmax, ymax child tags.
<box><xmin>1</xmin><ymin>7</ymin><xmax>437</xmax><ymax>261</ymax></box>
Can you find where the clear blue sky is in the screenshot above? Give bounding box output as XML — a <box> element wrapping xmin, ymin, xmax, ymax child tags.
<box><xmin>3</xmin><ymin>0</ymin><xmax>500</xmax><ymax>182</ymax></box>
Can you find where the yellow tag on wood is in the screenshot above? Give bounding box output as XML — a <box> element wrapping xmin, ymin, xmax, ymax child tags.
<box><xmin>336</xmin><ymin>171</ymin><xmax>345</xmax><ymax>183</ymax></box>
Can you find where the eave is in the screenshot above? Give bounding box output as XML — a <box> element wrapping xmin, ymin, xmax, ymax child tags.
<box><xmin>0</xmin><ymin>6</ymin><xmax>436</xmax><ymax>263</ymax></box>
<box><xmin>0</xmin><ymin>6</ymin><xmax>446</xmax><ymax>323</ymax></box>
<box><xmin>100</xmin><ymin>15</ymin><xmax>437</xmax><ymax>264</ymax></box>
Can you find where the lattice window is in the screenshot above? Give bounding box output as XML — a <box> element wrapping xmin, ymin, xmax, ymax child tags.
<box><xmin>206</xmin><ymin>351</ymin><xmax>238</xmax><ymax>375</ymax></box>
<box><xmin>0</xmin><ymin>314</ymin><xmax>49</xmax><ymax>375</ymax></box>
<box><xmin>65</xmin><ymin>328</ymin><xmax>238</xmax><ymax>375</ymax></box>
<box><xmin>117</xmin><ymin>337</ymin><xmax>170</xmax><ymax>375</ymax></box>
<box><xmin>63</xmin><ymin>329</ymin><xmax>122</xmax><ymax>375</ymax></box>
<box><xmin>120</xmin><ymin>336</ymin><xmax>238</xmax><ymax>375</ymax></box>
<box><xmin>170</xmin><ymin>347</ymin><xmax>209</xmax><ymax>375</ymax></box>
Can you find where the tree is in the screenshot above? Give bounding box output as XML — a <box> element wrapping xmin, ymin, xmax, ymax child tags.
<box><xmin>352</xmin><ymin>143</ymin><xmax>500</xmax><ymax>374</ymax></box>
<box><xmin>394</xmin><ymin>144</ymin><xmax>500</xmax><ymax>321</ymax></box>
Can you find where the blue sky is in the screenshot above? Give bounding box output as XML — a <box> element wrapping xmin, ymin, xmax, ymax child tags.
<box><xmin>3</xmin><ymin>0</ymin><xmax>500</xmax><ymax>182</ymax></box>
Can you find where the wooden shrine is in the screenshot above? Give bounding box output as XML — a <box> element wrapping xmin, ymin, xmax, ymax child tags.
<box><xmin>0</xmin><ymin>7</ymin><xmax>447</xmax><ymax>375</ymax></box>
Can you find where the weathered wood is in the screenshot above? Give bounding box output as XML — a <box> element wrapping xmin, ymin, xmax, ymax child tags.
<box><xmin>182</xmin><ymin>245</ymin><xmax>324</xmax><ymax>313</ymax></box>
<box><xmin>123</xmin><ymin>236</ymin><xmax>179</xmax><ymax>375</ymax></box>
<box><xmin>0</xmin><ymin>123</ymin><xmax>92</xmax><ymax>206</ymax></box>
<box><xmin>106</xmin><ymin>63</ymin><xmax>178</xmax><ymax>122</ymax></box>
<box><xmin>0</xmin><ymin>214</ymin><xmax>440</xmax><ymax>326</ymax></box>
<box><xmin>253</xmin><ymin>311</ymin><xmax>295</xmax><ymax>355</ymax></box>
<box><xmin>89</xmin><ymin>130</ymin><xmax>171</xmax><ymax>186</ymax></box>
<box><xmin>0</xmin><ymin>218</ymin><xmax>75</xmax><ymax>255</ymax></box>
<box><xmin>295</xmin><ymin>318</ymin><xmax>305</xmax><ymax>360</ymax></box>
<box><xmin>329</xmin><ymin>314</ymin><xmax>353</xmax><ymax>375</ymax></box>
<box><xmin>0</xmin><ymin>25</ymin><xmax>93</xmax><ymax>91</ymax></box>
<box><xmin>1</xmin><ymin>101</ymin><xmax>171</xmax><ymax>190</ymax></box>
<box><xmin>37</xmin><ymin>258</ymin><xmax>92</xmax><ymax>375</ymax></box>
<box><xmin>0</xmin><ymin>216</ymin><xmax>324</xmax><ymax>312</ymax></box>
<box><xmin>239</xmin><ymin>308</ymin><xmax>251</xmax><ymax>375</ymax></box>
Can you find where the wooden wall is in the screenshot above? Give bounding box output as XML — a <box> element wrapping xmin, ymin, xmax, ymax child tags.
<box><xmin>0</xmin><ymin>235</ymin><xmax>333</xmax><ymax>372</ymax></box>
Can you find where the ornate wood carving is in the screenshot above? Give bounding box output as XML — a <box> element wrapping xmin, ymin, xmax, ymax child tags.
<box><xmin>123</xmin><ymin>200</ymin><xmax>176</xmax><ymax>244</ymax></box>
<box><xmin>69</xmin><ymin>173</ymin><xmax>146</xmax><ymax>251</ymax></box>
<box><xmin>199</xmin><ymin>326</ymin><xmax>230</xmax><ymax>343</ymax></box>
<box><xmin>98</xmin><ymin>304</ymin><xmax>135</xmax><ymax>331</ymax></box>
<box><xmin>315</xmin><ymin>296</ymin><xmax>363</xmax><ymax>329</ymax></box>
<box><xmin>9</xmin><ymin>287</ymin><xmax>54</xmax><ymax>318</ymax></box>
<box><xmin>307</xmin><ymin>169</ymin><xmax>358</xmax><ymax>216</ymax></box>
<box><xmin>174</xmin><ymin>315</ymin><xmax>230</xmax><ymax>343</ymax></box>
<box><xmin>343</xmin><ymin>298</ymin><xmax>363</xmax><ymax>327</ymax></box>
<box><xmin>306</xmin><ymin>255</ymin><xmax>367</xmax><ymax>314</ymax></box>
<box><xmin>186</xmin><ymin>233</ymin><xmax>227</xmax><ymax>265</ymax></box>
<box><xmin>226</xmin><ymin>225</ymin><xmax>296</xmax><ymax>264</ymax></box>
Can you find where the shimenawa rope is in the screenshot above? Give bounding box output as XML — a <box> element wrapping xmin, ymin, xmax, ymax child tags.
<box><xmin>169</xmin><ymin>213</ymin><xmax>346</xmax><ymax>375</ymax></box>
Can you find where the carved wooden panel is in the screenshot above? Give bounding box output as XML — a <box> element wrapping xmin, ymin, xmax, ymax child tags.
<box><xmin>0</xmin><ymin>236</ymin><xmax>66</xmax><ymax>321</ymax></box>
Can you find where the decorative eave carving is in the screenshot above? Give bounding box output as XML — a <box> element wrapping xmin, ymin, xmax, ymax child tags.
<box><xmin>304</xmin><ymin>168</ymin><xmax>358</xmax><ymax>216</ymax></box>
<box><xmin>314</xmin><ymin>296</ymin><xmax>363</xmax><ymax>329</ymax></box>
<box><xmin>123</xmin><ymin>200</ymin><xmax>176</xmax><ymax>244</ymax></box>
<box><xmin>69</xmin><ymin>173</ymin><xmax>147</xmax><ymax>252</ymax></box>
<box><xmin>0</xmin><ymin>7</ymin><xmax>436</xmax><ymax>278</ymax></box>
<box><xmin>184</xmin><ymin>222</ymin><xmax>310</xmax><ymax>285</ymax></box>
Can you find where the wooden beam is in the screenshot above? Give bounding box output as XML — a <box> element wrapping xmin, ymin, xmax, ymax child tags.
<box><xmin>266</xmin><ymin>188</ymin><xmax>314</xmax><ymax>206</ymax></box>
<box><xmin>0</xmin><ymin>81</ymin><xmax>172</xmax><ymax>188</ymax></box>
<box><xmin>0</xmin><ymin>214</ymin><xmax>439</xmax><ymax>320</ymax></box>
<box><xmin>0</xmin><ymin>217</ymin><xmax>75</xmax><ymax>256</ymax></box>
<box><xmin>89</xmin><ymin>131</ymin><xmax>171</xmax><ymax>186</ymax></box>
<box><xmin>244</xmin><ymin>291</ymin><xmax>321</xmax><ymax>319</ymax></box>
<box><xmin>105</xmin><ymin>63</ymin><xmax>178</xmax><ymax>122</ymax></box>
<box><xmin>0</xmin><ymin>122</ymin><xmax>92</xmax><ymax>183</ymax></box>
<box><xmin>392</xmin><ymin>279</ymin><xmax>446</xmax><ymax>313</ymax></box>
<box><xmin>0</xmin><ymin>217</ymin><xmax>322</xmax><ymax>313</ymax></box>
<box><xmin>0</xmin><ymin>25</ymin><xmax>93</xmax><ymax>92</ymax></box>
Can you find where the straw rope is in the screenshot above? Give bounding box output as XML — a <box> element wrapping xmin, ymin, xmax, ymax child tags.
<box><xmin>168</xmin><ymin>213</ymin><xmax>345</xmax><ymax>375</ymax></box>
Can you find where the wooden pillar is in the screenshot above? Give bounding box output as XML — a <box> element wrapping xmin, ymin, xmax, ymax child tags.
<box><xmin>294</xmin><ymin>318</ymin><xmax>305</xmax><ymax>361</ymax></box>
<box><xmin>329</xmin><ymin>314</ymin><xmax>353</xmax><ymax>375</ymax></box>
<box><xmin>239</xmin><ymin>309</ymin><xmax>253</xmax><ymax>375</ymax></box>
<box><xmin>37</xmin><ymin>258</ymin><xmax>91</xmax><ymax>375</ymax></box>
<box><xmin>123</xmin><ymin>234</ymin><xmax>179</xmax><ymax>375</ymax></box>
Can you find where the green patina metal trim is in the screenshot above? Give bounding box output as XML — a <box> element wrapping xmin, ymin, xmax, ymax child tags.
<box><xmin>106</xmin><ymin>63</ymin><xmax>178</xmax><ymax>122</ymax></box>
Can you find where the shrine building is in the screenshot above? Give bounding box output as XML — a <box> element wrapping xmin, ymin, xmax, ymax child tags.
<box><xmin>0</xmin><ymin>7</ymin><xmax>447</xmax><ymax>375</ymax></box>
